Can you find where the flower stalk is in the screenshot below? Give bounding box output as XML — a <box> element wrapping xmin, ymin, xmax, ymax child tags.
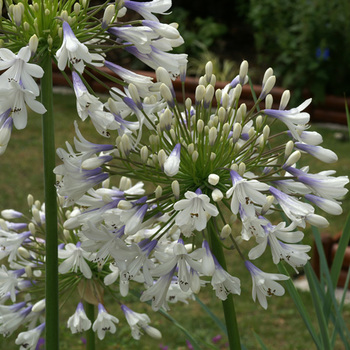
<box><xmin>40</xmin><ymin>53</ymin><xmax>59</xmax><ymax>350</ymax></box>
<box><xmin>86</xmin><ymin>302</ymin><xmax>96</xmax><ymax>350</ymax></box>
<box><xmin>208</xmin><ymin>221</ymin><xmax>241</xmax><ymax>350</ymax></box>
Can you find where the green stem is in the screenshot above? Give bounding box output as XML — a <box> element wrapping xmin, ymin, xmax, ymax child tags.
<box><xmin>209</xmin><ymin>226</ymin><xmax>241</xmax><ymax>350</ymax></box>
<box><xmin>41</xmin><ymin>54</ymin><xmax>59</xmax><ymax>350</ymax></box>
<box><xmin>85</xmin><ymin>303</ymin><xmax>96</xmax><ymax>350</ymax></box>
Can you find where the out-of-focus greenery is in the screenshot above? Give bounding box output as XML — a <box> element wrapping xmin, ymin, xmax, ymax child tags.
<box><xmin>247</xmin><ymin>0</ymin><xmax>350</xmax><ymax>104</ymax></box>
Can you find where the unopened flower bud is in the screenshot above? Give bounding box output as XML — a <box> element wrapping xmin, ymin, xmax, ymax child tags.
<box><xmin>25</xmin><ymin>266</ymin><xmax>32</xmax><ymax>278</ymax></box>
<box><xmin>128</xmin><ymin>83</ymin><xmax>142</xmax><ymax>109</ymax></box>
<box><xmin>32</xmin><ymin>299</ymin><xmax>46</xmax><ymax>313</ymax></box>
<box><xmin>306</xmin><ymin>214</ymin><xmax>329</xmax><ymax>228</ymax></box>
<box><xmin>279</xmin><ymin>90</ymin><xmax>290</xmax><ymax>110</ymax></box>
<box><xmin>187</xmin><ymin>143</ymin><xmax>194</xmax><ymax>155</ymax></box>
<box><xmin>220</xmin><ymin>224</ymin><xmax>232</xmax><ymax>239</ymax></box>
<box><xmin>29</xmin><ymin>222</ymin><xmax>36</xmax><ymax>235</ymax></box>
<box><xmin>209</xmin><ymin>127</ymin><xmax>217</xmax><ymax>145</ymax></box>
<box><xmin>285</xmin><ymin>140</ymin><xmax>294</xmax><ymax>157</ymax></box>
<box><xmin>197</xmin><ymin>119</ymin><xmax>204</xmax><ymax>134</ymax></box>
<box><xmin>144</xmin><ymin>325</ymin><xmax>162</xmax><ymax>339</ymax></box>
<box><xmin>204</xmin><ymin>85</ymin><xmax>214</xmax><ymax>107</ymax></box>
<box><xmin>119</xmin><ymin>176</ymin><xmax>131</xmax><ymax>190</ymax></box>
<box><xmin>210</xmin><ymin>152</ymin><xmax>216</xmax><ymax>161</ymax></box>
<box><xmin>156</xmin><ymin>67</ymin><xmax>173</xmax><ymax>90</ymax></box>
<box><xmin>18</xmin><ymin>247</ymin><xmax>31</xmax><ymax>259</ymax></box>
<box><xmin>29</xmin><ymin>34</ymin><xmax>38</xmax><ymax>55</ymax></box>
<box><xmin>233</xmin><ymin>84</ymin><xmax>242</xmax><ymax>101</ymax></box>
<box><xmin>155</xmin><ymin>185</ymin><xmax>162</xmax><ymax>198</ymax></box>
<box><xmin>160</xmin><ymin>83</ymin><xmax>174</xmax><ymax>108</ymax></box>
<box><xmin>256</xmin><ymin>115</ymin><xmax>263</xmax><ymax>130</ymax></box>
<box><xmin>121</xmin><ymin>134</ymin><xmax>132</xmax><ymax>155</ymax></box>
<box><xmin>259</xmin><ymin>75</ymin><xmax>276</xmax><ymax>99</ymax></box>
<box><xmin>185</xmin><ymin>97</ymin><xmax>192</xmax><ymax>110</ymax></box>
<box><xmin>263</xmin><ymin>125</ymin><xmax>270</xmax><ymax>140</ymax></box>
<box><xmin>239</xmin><ymin>60</ymin><xmax>248</xmax><ymax>84</ymax></box>
<box><xmin>238</xmin><ymin>162</ymin><xmax>246</xmax><ymax>175</ymax></box>
<box><xmin>215</xmin><ymin>89</ymin><xmax>222</xmax><ymax>105</ymax></box>
<box><xmin>262</xmin><ymin>67</ymin><xmax>273</xmax><ymax>86</ymax></box>
<box><xmin>74</xmin><ymin>2</ymin><xmax>81</xmax><ymax>15</ymax></box>
<box><xmin>205</xmin><ymin>61</ymin><xmax>213</xmax><ymax>80</ymax></box>
<box><xmin>61</xmin><ymin>10</ymin><xmax>69</xmax><ymax>22</ymax></box>
<box><xmin>117</xmin><ymin>200</ymin><xmax>133</xmax><ymax>210</ymax></box>
<box><xmin>284</xmin><ymin>150</ymin><xmax>301</xmax><ymax>168</ymax></box>
<box><xmin>212</xmin><ymin>188</ymin><xmax>223</xmax><ymax>202</ymax></box>
<box><xmin>230</xmin><ymin>163</ymin><xmax>239</xmax><ymax>172</ymax></box>
<box><xmin>102</xmin><ymin>4</ymin><xmax>115</xmax><ymax>28</ymax></box>
<box><xmin>1</xmin><ymin>209</ymin><xmax>22</xmax><ymax>219</ymax></box>
<box><xmin>63</xmin><ymin>229</ymin><xmax>71</xmax><ymax>240</ymax></box>
<box><xmin>195</xmin><ymin>85</ymin><xmax>205</xmax><ymax>104</ymax></box>
<box><xmin>171</xmin><ymin>180</ymin><xmax>180</xmax><ymax>199</ymax></box>
<box><xmin>261</xmin><ymin>195</ymin><xmax>275</xmax><ymax>215</ymax></box>
<box><xmin>158</xmin><ymin>149</ymin><xmax>166</xmax><ymax>168</ymax></box>
<box><xmin>208</xmin><ymin>174</ymin><xmax>220</xmax><ymax>186</ymax></box>
<box><xmin>13</xmin><ymin>3</ymin><xmax>24</xmax><ymax>26</ymax></box>
<box><xmin>140</xmin><ymin>146</ymin><xmax>148</xmax><ymax>163</ymax></box>
<box><xmin>265</xmin><ymin>94</ymin><xmax>273</xmax><ymax>109</ymax></box>
<box><xmin>192</xmin><ymin>150</ymin><xmax>199</xmax><ymax>162</ymax></box>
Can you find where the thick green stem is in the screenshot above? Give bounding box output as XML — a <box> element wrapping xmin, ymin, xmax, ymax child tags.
<box><xmin>41</xmin><ymin>54</ymin><xmax>59</xmax><ymax>349</ymax></box>
<box><xmin>209</xmin><ymin>229</ymin><xmax>241</xmax><ymax>350</ymax></box>
<box><xmin>85</xmin><ymin>303</ymin><xmax>96</xmax><ymax>350</ymax></box>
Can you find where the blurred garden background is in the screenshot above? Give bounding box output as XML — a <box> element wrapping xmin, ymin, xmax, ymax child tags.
<box><xmin>0</xmin><ymin>0</ymin><xmax>349</xmax><ymax>349</ymax></box>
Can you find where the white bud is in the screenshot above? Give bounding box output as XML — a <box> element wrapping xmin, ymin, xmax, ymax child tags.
<box><xmin>185</xmin><ymin>97</ymin><xmax>192</xmax><ymax>110</ymax></box>
<box><xmin>156</xmin><ymin>67</ymin><xmax>173</xmax><ymax>88</ymax></box>
<box><xmin>265</xmin><ymin>94</ymin><xmax>273</xmax><ymax>109</ymax></box>
<box><xmin>230</xmin><ymin>163</ymin><xmax>239</xmax><ymax>172</ymax></box>
<box><xmin>256</xmin><ymin>115</ymin><xmax>263</xmax><ymax>130</ymax></box>
<box><xmin>209</xmin><ymin>127</ymin><xmax>217</xmax><ymax>146</ymax></box>
<box><xmin>285</xmin><ymin>141</ymin><xmax>294</xmax><ymax>157</ymax></box>
<box><xmin>160</xmin><ymin>83</ymin><xmax>174</xmax><ymax>107</ymax></box>
<box><xmin>29</xmin><ymin>34</ymin><xmax>38</xmax><ymax>55</ymax></box>
<box><xmin>233</xmin><ymin>84</ymin><xmax>242</xmax><ymax>101</ymax></box>
<box><xmin>13</xmin><ymin>4</ymin><xmax>23</xmax><ymax>26</ymax></box>
<box><xmin>248</xmin><ymin>127</ymin><xmax>255</xmax><ymax>139</ymax></box>
<box><xmin>32</xmin><ymin>299</ymin><xmax>46</xmax><ymax>313</ymax></box>
<box><xmin>144</xmin><ymin>325</ymin><xmax>162</xmax><ymax>339</ymax></box>
<box><xmin>260</xmin><ymin>75</ymin><xmax>276</xmax><ymax>99</ymax></box>
<box><xmin>171</xmin><ymin>180</ymin><xmax>180</xmax><ymax>199</ymax></box>
<box><xmin>117</xmin><ymin>200</ymin><xmax>133</xmax><ymax>210</ymax></box>
<box><xmin>204</xmin><ymin>85</ymin><xmax>215</xmax><ymax>106</ymax></box>
<box><xmin>18</xmin><ymin>247</ymin><xmax>31</xmax><ymax>259</ymax></box>
<box><xmin>220</xmin><ymin>224</ymin><xmax>232</xmax><ymax>239</ymax></box>
<box><xmin>119</xmin><ymin>176</ymin><xmax>131</xmax><ymax>190</ymax></box>
<box><xmin>155</xmin><ymin>185</ymin><xmax>162</xmax><ymax>198</ymax></box>
<box><xmin>205</xmin><ymin>61</ymin><xmax>213</xmax><ymax>80</ymax></box>
<box><xmin>279</xmin><ymin>90</ymin><xmax>291</xmax><ymax>111</ymax></box>
<box><xmin>63</xmin><ymin>229</ymin><xmax>71</xmax><ymax>240</ymax></box>
<box><xmin>284</xmin><ymin>150</ymin><xmax>301</xmax><ymax>167</ymax></box>
<box><xmin>120</xmin><ymin>134</ymin><xmax>132</xmax><ymax>155</ymax></box>
<box><xmin>81</xmin><ymin>157</ymin><xmax>108</xmax><ymax>170</ymax></box>
<box><xmin>208</xmin><ymin>174</ymin><xmax>220</xmax><ymax>186</ymax></box>
<box><xmin>27</xmin><ymin>194</ymin><xmax>34</xmax><ymax>207</ymax></box>
<box><xmin>238</xmin><ymin>162</ymin><xmax>246</xmax><ymax>175</ymax></box>
<box><xmin>210</xmin><ymin>152</ymin><xmax>216</xmax><ymax>161</ymax></box>
<box><xmin>102</xmin><ymin>4</ymin><xmax>115</xmax><ymax>28</ymax></box>
<box><xmin>261</xmin><ymin>195</ymin><xmax>275</xmax><ymax>215</ymax></box>
<box><xmin>187</xmin><ymin>143</ymin><xmax>194</xmax><ymax>155</ymax></box>
<box><xmin>215</xmin><ymin>89</ymin><xmax>222</xmax><ymax>105</ymax></box>
<box><xmin>222</xmin><ymin>93</ymin><xmax>229</xmax><ymax>108</ymax></box>
<box><xmin>140</xmin><ymin>146</ymin><xmax>148</xmax><ymax>163</ymax></box>
<box><xmin>195</xmin><ymin>85</ymin><xmax>206</xmax><ymax>103</ymax></box>
<box><xmin>306</xmin><ymin>214</ymin><xmax>329</xmax><ymax>228</ymax></box>
<box><xmin>212</xmin><ymin>188</ymin><xmax>223</xmax><ymax>202</ymax></box>
<box><xmin>262</xmin><ymin>67</ymin><xmax>273</xmax><ymax>86</ymax></box>
<box><xmin>197</xmin><ymin>119</ymin><xmax>204</xmax><ymax>134</ymax></box>
<box><xmin>128</xmin><ymin>83</ymin><xmax>142</xmax><ymax>108</ymax></box>
<box><xmin>25</xmin><ymin>266</ymin><xmax>32</xmax><ymax>278</ymax></box>
<box><xmin>218</xmin><ymin>107</ymin><xmax>226</xmax><ymax>124</ymax></box>
<box><xmin>158</xmin><ymin>149</ymin><xmax>166</xmax><ymax>168</ymax></box>
<box><xmin>29</xmin><ymin>223</ymin><xmax>36</xmax><ymax>235</ymax></box>
<box><xmin>263</xmin><ymin>125</ymin><xmax>270</xmax><ymax>140</ymax></box>
<box><xmin>239</xmin><ymin>60</ymin><xmax>248</xmax><ymax>83</ymax></box>
<box><xmin>192</xmin><ymin>150</ymin><xmax>199</xmax><ymax>163</ymax></box>
<box><xmin>74</xmin><ymin>2</ymin><xmax>81</xmax><ymax>15</ymax></box>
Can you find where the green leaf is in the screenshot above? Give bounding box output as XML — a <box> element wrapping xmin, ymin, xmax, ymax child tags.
<box><xmin>277</xmin><ymin>262</ymin><xmax>321</xmax><ymax>349</ymax></box>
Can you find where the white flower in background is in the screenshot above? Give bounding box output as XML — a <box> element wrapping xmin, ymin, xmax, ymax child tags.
<box><xmin>121</xmin><ymin>304</ymin><xmax>161</xmax><ymax>340</ymax></box>
<box><xmin>245</xmin><ymin>261</ymin><xmax>289</xmax><ymax>309</ymax></box>
<box><xmin>58</xmin><ymin>242</ymin><xmax>92</xmax><ymax>279</ymax></box>
<box><xmin>67</xmin><ymin>302</ymin><xmax>92</xmax><ymax>334</ymax></box>
<box><xmin>15</xmin><ymin>323</ymin><xmax>45</xmax><ymax>350</ymax></box>
<box><xmin>92</xmin><ymin>303</ymin><xmax>119</xmax><ymax>340</ymax></box>
<box><xmin>174</xmin><ymin>189</ymin><xmax>219</xmax><ymax>234</ymax></box>
<box><xmin>56</xmin><ymin>22</ymin><xmax>103</xmax><ymax>73</ymax></box>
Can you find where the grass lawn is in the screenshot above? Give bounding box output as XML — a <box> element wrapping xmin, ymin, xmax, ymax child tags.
<box><xmin>0</xmin><ymin>90</ymin><xmax>349</xmax><ymax>349</ymax></box>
